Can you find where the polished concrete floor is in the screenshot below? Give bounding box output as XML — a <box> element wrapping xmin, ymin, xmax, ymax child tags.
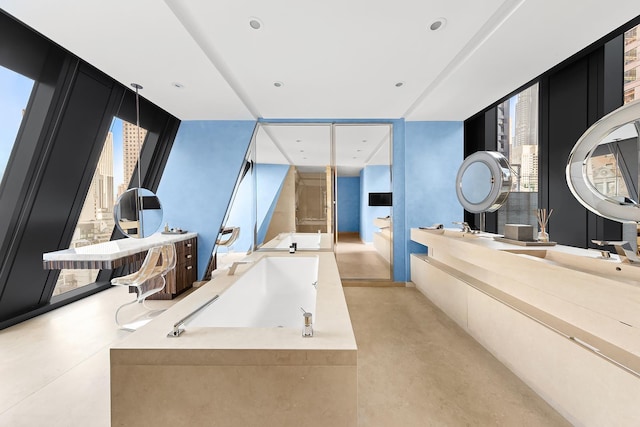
<box><xmin>0</xmin><ymin>283</ymin><xmax>569</xmax><ymax>426</ymax></box>
<box><xmin>335</xmin><ymin>232</ymin><xmax>391</xmax><ymax>280</ymax></box>
<box><xmin>344</xmin><ymin>287</ymin><xmax>570</xmax><ymax>426</ymax></box>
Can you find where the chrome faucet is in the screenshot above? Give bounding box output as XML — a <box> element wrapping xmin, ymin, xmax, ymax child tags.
<box><xmin>300</xmin><ymin>307</ymin><xmax>313</xmax><ymax>337</ymax></box>
<box><xmin>591</xmin><ymin>240</ymin><xmax>640</xmax><ymax>264</ymax></box>
<box><xmin>227</xmin><ymin>260</ymin><xmax>253</xmax><ymax>275</ymax></box>
<box><xmin>452</xmin><ymin>221</ymin><xmax>472</xmax><ymax>233</ymax></box>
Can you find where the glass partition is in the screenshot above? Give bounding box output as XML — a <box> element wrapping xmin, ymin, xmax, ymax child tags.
<box><xmin>334</xmin><ymin>124</ymin><xmax>392</xmax><ymax>280</ymax></box>
<box><xmin>216</xmin><ymin>122</ymin><xmax>394</xmax><ymax>280</ymax></box>
<box><xmin>255</xmin><ymin>124</ymin><xmax>332</xmax><ymax>248</ymax></box>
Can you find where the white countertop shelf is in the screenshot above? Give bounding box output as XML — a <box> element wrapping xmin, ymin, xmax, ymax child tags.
<box><xmin>43</xmin><ymin>232</ymin><xmax>197</xmax><ymax>269</ymax></box>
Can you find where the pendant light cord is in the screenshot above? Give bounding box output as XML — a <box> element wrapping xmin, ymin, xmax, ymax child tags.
<box><xmin>132</xmin><ymin>83</ymin><xmax>143</xmax><ymax>190</ymax></box>
<box><xmin>131</xmin><ymin>83</ymin><xmax>144</xmax><ymax>236</ymax></box>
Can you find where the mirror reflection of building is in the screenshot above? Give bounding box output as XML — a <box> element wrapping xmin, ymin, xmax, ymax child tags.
<box><xmin>566</xmin><ymin>100</ymin><xmax>640</xmax><ymax>253</ymax></box>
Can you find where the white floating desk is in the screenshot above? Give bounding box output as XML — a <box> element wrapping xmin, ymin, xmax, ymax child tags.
<box><xmin>43</xmin><ymin>232</ymin><xmax>198</xmax><ymax>270</ymax></box>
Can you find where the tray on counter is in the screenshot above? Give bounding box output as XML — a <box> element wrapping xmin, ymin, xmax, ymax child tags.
<box><xmin>161</xmin><ymin>230</ymin><xmax>188</xmax><ymax>235</ymax></box>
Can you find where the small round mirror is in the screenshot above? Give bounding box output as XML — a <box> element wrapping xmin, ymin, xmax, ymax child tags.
<box><xmin>456</xmin><ymin>151</ymin><xmax>512</xmax><ymax>213</ymax></box>
<box><xmin>114</xmin><ymin>187</ymin><xmax>163</xmax><ymax>238</ymax></box>
<box><xmin>567</xmin><ymin>100</ymin><xmax>640</xmax><ymax>223</ymax></box>
<box><xmin>461</xmin><ymin>161</ymin><xmax>493</xmax><ymax>204</ymax></box>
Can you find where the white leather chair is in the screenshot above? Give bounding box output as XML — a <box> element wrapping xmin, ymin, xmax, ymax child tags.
<box><xmin>113</xmin><ymin>243</ymin><xmax>176</xmax><ymax>329</ymax></box>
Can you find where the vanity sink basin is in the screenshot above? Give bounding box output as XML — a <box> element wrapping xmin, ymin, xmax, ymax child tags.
<box><xmin>503</xmin><ymin>248</ymin><xmax>640</xmax><ymax>285</ymax></box>
<box><xmin>440</xmin><ymin>228</ymin><xmax>480</xmax><ymax>238</ymax></box>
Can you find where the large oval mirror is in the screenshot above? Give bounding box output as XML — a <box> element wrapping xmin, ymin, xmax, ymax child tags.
<box><xmin>114</xmin><ymin>187</ymin><xmax>163</xmax><ymax>238</ymax></box>
<box><xmin>566</xmin><ymin>100</ymin><xmax>640</xmax><ymax>223</ymax></box>
<box><xmin>456</xmin><ymin>151</ymin><xmax>512</xmax><ymax>213</ymax></box>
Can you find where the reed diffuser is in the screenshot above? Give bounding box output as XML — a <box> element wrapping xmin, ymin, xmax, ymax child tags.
<box><xmin>536</xmin><ymin>208</ymin><xmax>553</xmax><ymax>242</ymax></box>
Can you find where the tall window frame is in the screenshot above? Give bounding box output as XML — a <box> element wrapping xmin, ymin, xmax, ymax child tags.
<box><xmin>495</xmin><ymin>83</ymin><xmax>540</xmax><ymax>233</ymax></box>
<box><xmin>0</xmin><ymin>10</ymin><xmax>180</xmax><ymax>330</ymax></box>
<box><xmin>53</xmin><ymin>117</ymin><xmax>149</xmax><ymax>296</ymax></box>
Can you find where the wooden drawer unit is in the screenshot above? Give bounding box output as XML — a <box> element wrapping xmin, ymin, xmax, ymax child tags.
<box><xmin>148</xmin><ymin>237</ymin><xmax>197</xmax><ymax>300</ymax></box>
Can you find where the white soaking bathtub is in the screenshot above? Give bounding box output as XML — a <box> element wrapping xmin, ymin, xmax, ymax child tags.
<box><xmin>260</xmin><ymin>232</ymin><xmax>336</xmax><ymax>250</ymax></box>
<box><xmin>111</xmin><ymin>251</ymin><xmax>357</xmax><ymax>427</ymax></box>
<box><xmin>275</xmin><ymin>232</ymin><xmax>321</xmax><ymax>249</ymax></box>
<box><xmin>187</xmin><ymin>256</ymin><xmax>318</xmax><ymax>328</ymax></box>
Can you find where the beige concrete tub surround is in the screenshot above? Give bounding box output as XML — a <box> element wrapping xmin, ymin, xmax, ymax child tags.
<box><xmin>410</xmin><ymin>228</ymin><xmax>640</xmax><ymax>426</ymax></box>
<box><xmin>110</xmin><ymin>251</ymin><xmax>357</xmax><ymax>427</ymax></box>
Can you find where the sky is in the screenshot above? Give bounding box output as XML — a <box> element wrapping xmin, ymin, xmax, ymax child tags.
<box><xmin>0</xmin><ymin>65</ymin><xmax>34</xmax><ymax>182</ymax></box>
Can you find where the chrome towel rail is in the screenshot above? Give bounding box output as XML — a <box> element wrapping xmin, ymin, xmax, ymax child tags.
<box><xmin>167</xmin><ymin>294</ymin><xmax>219</xmax><ymax>337</ymax></box>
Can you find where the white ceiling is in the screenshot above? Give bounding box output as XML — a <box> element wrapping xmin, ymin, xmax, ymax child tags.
<box><xmin>1</xmin><ymin>0</ymin><xmax>639</xmax><ymax>122</ymax></box>
<box><xmin>255</xmin><ymin>124</ymin><xmax>391</xmax><ymax>176</ymax></box>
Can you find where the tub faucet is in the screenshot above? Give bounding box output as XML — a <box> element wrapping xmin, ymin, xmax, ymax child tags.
<box><xmin>452</xmin><ymin>221</ymin><xmax>472</xmax><ymax>233</ymax></box>
<box><xmin>591</xmin><ymin>240</ymin><xmax>640</xmax><ymax>264</ymax></box>
<box><xmin>300</xmin><ymin>307</ymin><xmax>313</xmax><ymax>337</ymax></box>
<box><xmin>227</xmin><ymin>260</ymin><xmax>253</xmax><ymax>275</ymax></box>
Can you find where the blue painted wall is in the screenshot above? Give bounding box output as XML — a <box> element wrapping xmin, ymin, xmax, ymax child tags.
<box><xmin>404</xmin><ymin>121</ymin><xmax>463</xmax><ymax>279</ymax></box>
<box><xmin>157</xmin><ymin>120</ymin><xmax>255</xmax><ymax>278</ymax></box>
<box><xmin>157</xmin><ymin>118</ymin><xmax>462</xmax><ymax>283</ymax></box>
<box><xmin>256</xmin><ymin>164</ymin><xmax>290</xmax><ymax>245</ymax></box>
<box><xmin>360</xmin><ymin>165</ymin><xmax>392</xmax><ymax>242</ymax></box>
<box><xmin>337</xmin><ymin>177</ymin><xmax>360</xmax><ymax>232</ymax></box>
<box><xmin>391</xmin><ymin>120</ymin><xmax>406</xmax><ymax>283</ymax></box>
<box><xmin>218</xmin><ymin>164</ymin><xmax>254</xmax><ymax>254</ymax></box>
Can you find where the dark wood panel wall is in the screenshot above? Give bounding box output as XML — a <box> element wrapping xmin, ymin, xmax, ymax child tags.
<box><xmin>464</xmin><ymin>17</ymin><xmax>639</xmax><ymax>249</ymax></box>
<box><xmin>0</xmin><ymin>11</ymin><xmax>180</xmax><ymax>329</ymax></box>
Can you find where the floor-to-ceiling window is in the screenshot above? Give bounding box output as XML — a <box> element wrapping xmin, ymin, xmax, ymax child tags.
<box><xmin>53</xmin><ymin>118</ymin><xmax>147</xmax><ymax>296</ymax></box>
<box><xmin>0</xmin><ymin>65</ymin><xmax>34</xmax><ymax>185</ymax></box>
<box><xmin>496</xmin><ymin>83</ymin><xmax>539</xmax><ymax>233</ymax></box>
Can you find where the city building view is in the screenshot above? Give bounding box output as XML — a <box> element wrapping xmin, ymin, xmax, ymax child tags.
<box><xmin>53</xmin><ymin>119</ymin><xmax>146</xmax><ymax>295</ymax></box>
<box><xmin>496</xmin><ymin>83</ymin><xmax>539</xmax><ymax>231</ymax></box>
<box><xmin>625</xmin><ymin>24</ymin><xmax>640</xmax><ymax>104</ymax></box>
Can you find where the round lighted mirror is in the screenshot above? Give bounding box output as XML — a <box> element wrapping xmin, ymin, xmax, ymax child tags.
<box><xmin>566</xmin><ymin>100</ymin><xmax>640</xmax><ymax>223</ymax></box>
<box><xmin>114</xmin><ymin>187</ymin><xmax>163</xmax><ymax>238</ymax></box>
<box><xmin>456</xmin><ymin>151</ymin><xmax>512</xmax><ymax>213</ymax></box>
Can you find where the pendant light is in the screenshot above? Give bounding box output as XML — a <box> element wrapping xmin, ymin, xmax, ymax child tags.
<box><xmin>113</xmin><ymin>83</ymin><xmax>164</xmax><ymax>238</ymax></box>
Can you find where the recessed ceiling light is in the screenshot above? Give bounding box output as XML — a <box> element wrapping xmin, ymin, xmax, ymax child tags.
<box><xmin>249</xmin><ymin>17</ymin><xmax>262</xmax><ymax>30</ymax></box>
<box><xmin>395</xmin><ymin>81</ymin><xmax>404</xmax><ymax>88</ymax></box>
<box><xmin>296</xmin><ymin>139</ymin><xmax>302</xmax><ymax>142</ymax></box>
<box><xmin>430</xmin><ymin>18</ymin><xmax>447</xmax><ymax>31</ymax></box>
<box><xmin>300</xmin><ymin>150</ymin><xmax>304</xmax><ymax>153</ymax></box>
<box><xmin>356</xmin><ymin>149</ymin><xmax>362</xmax><ymax>152</ymax></box>
<box><xmin>274</xmin><ymin>81</ymin><xmax>284</xmax><ymax>88</ymax></box>
<box><xmin>352</xmin><ymin>156</ymin><xmax>358</xmax><ymax>159</ymax></box>
<box><xmin>171</xmin><ymin>82</ymin><xmax>184</xmax><ymax>89</ymax></box>
<box><xmin>362</xmin><ymin>139</ymin><xmax>367</xmax><ymax>143</ymax></box>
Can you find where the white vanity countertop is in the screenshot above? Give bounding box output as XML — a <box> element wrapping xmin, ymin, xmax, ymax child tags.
<box><xmin>43</xmin><ymin>232</ymin><xmax>197</xmax><ymax>262</ymax></box>
<box><xmin>411</xmin><ymin>227</ymin><xmax>640</xmax><ymax>367</ymax></box>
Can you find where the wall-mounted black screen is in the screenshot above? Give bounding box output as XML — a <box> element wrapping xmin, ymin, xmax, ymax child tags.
<box><xmin>368</xmin><ymin>192</ymin><xmax>392</xmax><ymax>206</ymax></box>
